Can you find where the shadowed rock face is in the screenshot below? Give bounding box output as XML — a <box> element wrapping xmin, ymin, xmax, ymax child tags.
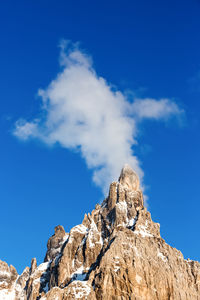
<box><xmin>1</xmin><ymin>165</ymin><xmax>200</xmax><ymax>300</ymax></box>
<box><xmin>44</xmin><ymin>225</ymin><xmax>68</xmax><ymax>262</ymax></box>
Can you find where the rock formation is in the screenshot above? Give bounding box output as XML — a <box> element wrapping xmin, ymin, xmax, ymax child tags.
<box><xmin>1</xmin><ymin>165</ymin><xmax>200</xmax><ymax>299</ymax></box>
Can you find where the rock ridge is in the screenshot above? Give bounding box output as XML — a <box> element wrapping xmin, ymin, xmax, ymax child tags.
<box><xmin>0</xmin><ymin>165</ymin><xmax>200</xmax><ymax>299</ymax></box>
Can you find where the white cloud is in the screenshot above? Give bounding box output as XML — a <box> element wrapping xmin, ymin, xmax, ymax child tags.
<box><xmin>14</xmin><ymin>119</ymin><xmax>39</xmax><ymax>140</ymax></box>
<box><xmin>131</xmin><ymin>98</ymin><xmax>183</xmax><ymax>120</ymax></box>
<box><xmin>13</xmin><ymin>41</ymin><xmax>183</xmax><ymax>194</ymax></box>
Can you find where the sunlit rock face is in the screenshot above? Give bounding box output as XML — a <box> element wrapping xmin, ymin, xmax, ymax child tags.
<box><xmin>119</xmin><ymin>164</ymin><xmax>140</xmax><ymax>191</ymax></box>
<box><xmin>1</xmin><ymin>165</ymin><xmax>200</xmax><ymax>299</ymax></box>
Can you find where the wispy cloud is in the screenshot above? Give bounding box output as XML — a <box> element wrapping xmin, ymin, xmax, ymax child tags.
<box><xmin>13</xmin><ymin>40</ymin><xmax>184</xmax><ymax>194</ymax></box>
<box><xmin>131</xmin><ymin>98</ymin><xmax>183</xmax><ymax>120</ymax></box>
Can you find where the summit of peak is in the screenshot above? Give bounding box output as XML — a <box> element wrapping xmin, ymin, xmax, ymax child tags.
<box><xmin>119</xmin><ymin>164</ymin><xmax>140</xmax><ymax>191</ymax></box>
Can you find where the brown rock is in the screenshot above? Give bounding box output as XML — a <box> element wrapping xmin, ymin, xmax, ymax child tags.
<box><xmin>119</xmin><ymin>164</ymin><xmax>140</xmax><ymax>191</ymax></box>
<box><xmin>1</xmin><ymin>165</ymin><xmax>200</xmax><ymax>299</ymax></box>
<box><xmin>44</xmin><ymin>225</ymin><xmax>68</xmax><ymax>262</ymax></box>
<box><xmin>0</xmin><ymin>260</ymin><xmax>18</xmax><ymax>290</ymax></box>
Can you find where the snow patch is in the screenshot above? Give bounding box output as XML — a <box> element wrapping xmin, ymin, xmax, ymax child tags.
<box><xmin>36</xmin><ymin>262</ymin><xmax>50</xmax><ymax>273</ymax></box>
<box><xmin>135</xmin><ymin>274</ymin><xmax>142</xmax><ymax>284</ymax></box>
<box><xmin>90</xmin><ymin>219</ymin><xmax>98</xmax><ymax>231</ymax></box>
<box><xmin>157</xmin><ymin>250</ymin><xmax>167</xmax><ymax>262</ymax></box>
<box><xmin>116</xmin><ymin>201</ymin><xmax>127</xmax><ymax>213</ymax></box>
<box><xmin>0</xmin><ymin>288</ymin><xmax>15</xmax><ymax>300</ymax></box>
<box><xmin>68</xmin><ymin>224</ymin><xmax>88</xmax><ymax>243</ymax></box>
<box><xmin>134</xmin><ymin>225</ymin><xmax>153</xmax><ymax>238</ymax></box>
<box><xmin>70</xmin><ymin>224</ymin><xmax>88</xmax><ymax>235</ymax></box>
<box><xmin>71</xmin><ymin>265</ymin><xmax>87</xmax><ymax>281</ymax></box>
<box><xmin>127</xmin><ymin>216</ymin><xmax>137</xmax><ymax>228</ymax></box>
<box><xmin>87</xmin><ymin>220</ymin><xmax>98</xmax><ymax>248</ymax></box>
<box><xmin>62</xmin><ymin>233</ymin><xmax>69</xmax><ymax>243</ymax></box>
<box><xmin>0</xmin><ymin>270</ymin><xmax>11</xmax><ymax>277</ymax></box>
<box><xmin>85</xmin><ymin>219</ymin><xmax>103</xmax><ymax>249</ymax></box>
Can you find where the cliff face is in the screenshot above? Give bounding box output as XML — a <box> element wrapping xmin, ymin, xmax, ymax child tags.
<box><xmin>1</xmin><ymin>165</ymin><xmax>200</xmax><ymax>300</ymax></box>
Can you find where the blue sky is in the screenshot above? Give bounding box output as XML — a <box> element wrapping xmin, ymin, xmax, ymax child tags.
<box><xmin>0</xmin><ymin>0</ymin><xmax>200</xmax><ymax>273</ymax></box>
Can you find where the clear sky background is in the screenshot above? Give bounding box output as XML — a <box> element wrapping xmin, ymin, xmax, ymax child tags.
<box><xmin>0</xmin><ymin>0</ymin><xmax>200</xmax><ymax>274</ymax></box>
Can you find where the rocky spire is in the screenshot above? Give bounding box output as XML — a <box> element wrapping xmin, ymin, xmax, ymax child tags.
<box><xmin>119</xmin><ymin>164</ymin><xmax>140</xmax><ymax>191</ymax></box>
<box><xmin>44</xmin><ymin>225</ymin><xmax>68</xmax><ymax>262</ymax></box>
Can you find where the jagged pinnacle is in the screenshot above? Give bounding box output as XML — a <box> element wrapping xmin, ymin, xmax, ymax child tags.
<box><xmin>119</xmin><ymin>164</ymin><xmax>140</xmax><ymax>191</ymax></box>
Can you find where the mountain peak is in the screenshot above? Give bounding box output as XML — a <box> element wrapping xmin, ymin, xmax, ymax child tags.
<box><xmin>1</xmin><ymin>168</ymin><xmax>200</xmax><ymax>299</ymax></box>
<box><xmin>119</xmin><ymin>164</ymin><xmax>140</xmax><ymax>191</ymax></box>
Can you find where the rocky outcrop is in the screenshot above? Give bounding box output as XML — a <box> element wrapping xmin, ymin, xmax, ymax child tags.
<box><xmin>44</xmin><ymin>225</ymin><xmax>68</xmax><ymax>262</ymax></box>
<box><xmin>1</xmin><ymin>165</ymin><xmax>200</xmax><ymax>299</ymax></box>
<box><xmin>0</xmin><ymin>260</ymin><xmax>29</xmax><ymax>299</ymax></box>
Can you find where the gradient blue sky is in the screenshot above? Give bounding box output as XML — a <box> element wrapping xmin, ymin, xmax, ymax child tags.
<box><xmin>0</xmin><ymin>0</ymin><xmax>200</xmax><ymax>274</ymax></box>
